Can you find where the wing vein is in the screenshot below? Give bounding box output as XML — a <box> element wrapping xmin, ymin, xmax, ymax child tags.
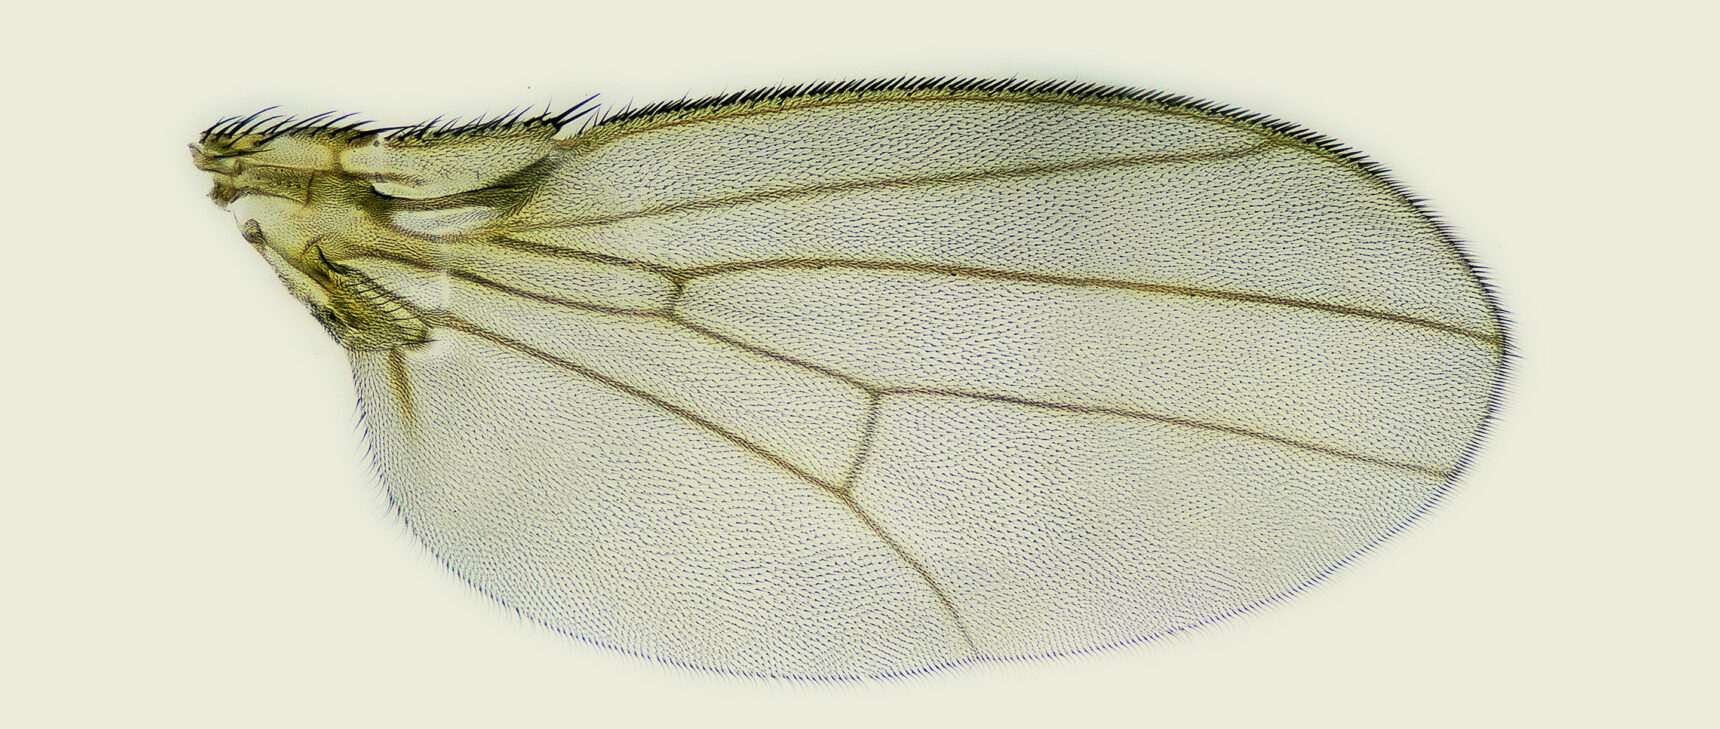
<box><xmin>885</xmin><ymin>388</ymin><xmax>1453</xmax><ymax>480</ymax></box>
<box><xmin>430</xmin><ymin>316</ymin><xmax>979</xmax><ymax>652</ymax></box>
<box><xmin>503</xmin><ymin>141</ymin><xmax>1280</xmax><ymax>232</ymax></box>
<box><xmin>408</xmin><ymin>274</ymin><xmax>1459</xmax><ymax>476</ymax></box>
<box><xmin>681</xmin><ymin>260</ymin><xmax>1499</xmax><ymax>346</ymax></box>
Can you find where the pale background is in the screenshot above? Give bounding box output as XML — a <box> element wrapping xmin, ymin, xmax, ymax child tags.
<box><xmin>3</xmin><ymin>1</ymin><xmax>1712</xmax><ymax>726</ymax></box>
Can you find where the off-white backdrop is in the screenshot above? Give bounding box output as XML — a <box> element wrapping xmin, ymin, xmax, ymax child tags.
<box><xmin>3</xmin><ymin>1</ymin><xmax>1711</xmax><ymax>726</ymax></box>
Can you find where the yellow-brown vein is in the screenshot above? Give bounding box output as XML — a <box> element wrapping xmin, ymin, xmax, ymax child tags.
<box><xmin>431</xmin><ymin>314</ymin><xmax>978</xmax><ymax>654</ymax></box>
<box><xmin>669</xmin><ymin>315</ymin><xmax>1453</xmax><ymax>481</ymax></box>
<box><xmin>385</xmin><ymin>348</ymin><xmax>419</xmax><ymax>434</ymax></box>
<box><xmin>347</xmin><ymin>246</ymin><xmax>670</xmax><ymax>317</ymax></box>
<box><xmin>360</xmin><ymin>248</ymin><xmax>1465</xmax><ymax>479</ymax></box>
<box><xmin>501</xmin><ymin>140</ymin><xmax>1280</xmax><ymax>233</ymax></box>
<box><xmin>678</xmin><ymin>258</ymin><xmax>1501</xmax><ymax>347</ymax></box>
<box><xmin>902</xmin><ymin>388</ymin><xmax>1451</xmax><ymax>481</ymax></box>
<box><xmin>476</xmin><ymin>235</ymin><xmax>1498</xmax><ymax>347</ymax></box>
<box><xmin>481</xmin><ymin>147</ymin><xmax>1495</xmax><ymax>346</ymax></box>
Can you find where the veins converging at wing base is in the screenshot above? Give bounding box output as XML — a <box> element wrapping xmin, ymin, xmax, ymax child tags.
<box><xmin>197</xmin><ymin>79</ymin><xmax>1510</xmax><ymax>676</ymax></box>
<box><xmin>338</xmin><ymin>133</ymin><xmax>1499</xmax><ymax>485</ymax></box>
<box><xmin>354</xmin><ymin>240</ymin><xmax>1470</xmax><ymax>485</ymax></box>
<box><xmin>201</xmin><ymin>108</ymin><xmax>1490</xmax><ymax>495</ymax></box>
<box><xmin>376</xmin><ymin>247</ymin><xmax>1472</xmax><ymax>659</ymax></box>
<box><xmin>478</xmin><ymin>143</ymin><xmax>1500</xmax><ymax>348</ymax></box>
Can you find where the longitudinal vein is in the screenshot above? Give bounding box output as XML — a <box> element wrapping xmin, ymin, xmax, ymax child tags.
<box><xmin>431</xmin><ymin>314</ymin><xmax>979</xmax><ymax>656</ymax></box>
<box><xmin>473</xmin><ymin>246</ymin><xmax>1499</xmax><ymax>348</ymax></box>
<box><xmin>503</xmin><ymin>141</ymin><xmax>1281</xmax><ymax>233</ymax></box>
<box><xmin>355</xmin><ymin>247</ymin><xmax>1459</xmax><ymax>479</ymax></box>
<box><xmin>671</xmin><ymin>313</ymin><xmax>1453</xmax><ymax>481</ymax></box>
<box><xmin>676</xmin><ymin>259</ymin><xmax>1502</xmax><ymax>348</ymax></box>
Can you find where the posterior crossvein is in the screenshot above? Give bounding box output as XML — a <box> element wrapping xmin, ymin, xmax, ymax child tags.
<box><xmin>431</xmin><ymin>314</ymin><xmax>980</xmax><ymax>656</ymax></box>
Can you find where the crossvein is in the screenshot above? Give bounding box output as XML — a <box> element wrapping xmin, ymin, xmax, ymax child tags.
<box><xmin>431</xmin><ymin>314</ymin><xmax>980</xmax><ymax>656</ymax></box>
